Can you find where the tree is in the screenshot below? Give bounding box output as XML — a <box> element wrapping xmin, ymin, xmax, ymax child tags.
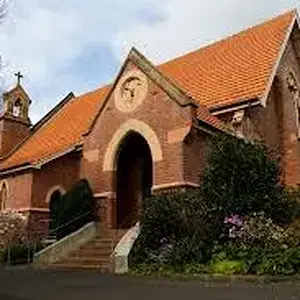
<box><xmin>200</xmin><ymin>135</ymin><xmax>297</xmax><ymax>224</ymax></box>
<box><xmin>0</xmin><ymin>1</ymin><xmax>6</xmax><ymax>21</ymax></box>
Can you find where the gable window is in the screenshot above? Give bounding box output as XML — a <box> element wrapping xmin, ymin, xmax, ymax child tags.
<box><xmin>0</xmin><ymin>182</ymin><xmax>8</xmax><ymax>211</ymax></box>
<box><xmin>12</xmin><ymin>98</ymin><xmax>22</xmax><ymax>118</ymax></box>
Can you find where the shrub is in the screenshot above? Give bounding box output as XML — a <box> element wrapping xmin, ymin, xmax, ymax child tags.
<box><xmin>211</xmin><ymin>242</ymin><xmax>300</xmax><ymax>276</ymax></box>
<box><xmin>130</xmin><ymin>190</ymin><xmax>223</xmax><ymax>268</ymax></box>
<box><xmin>232</xmin><ymin>212</ymin><xmax>288</xmax><ymax>248</ymax></box>
<box><xmin>210</xmin><ymin>260</ymin><xmax>245</xmax><ymax>275</ymax></box>
<box><xmin>0</xmin><ymin>210</ymin><xmax>28</xmax><ymax>249</ymax></box>
<box><xmin>55</xmin><ymin>179</ymin><xmax>95</xmax><ymax>239</ymax></box>
<box><xmin>201</xmin><ymin>135</ymin><xmax>298</xmax><ymax>224</ymax></box>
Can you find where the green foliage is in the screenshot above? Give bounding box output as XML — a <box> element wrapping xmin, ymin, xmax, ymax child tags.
<box><xmin>201</xmin><ymin>135</ymin><xmax>294</xmax><ymax>224</ymax></box>
<box><xmin>55</xmin><ymin>179</ymin><xmax>95</xmax><ymax>239</ymax></box>
<box><xmin>211</xmin><ymin>242</ymin><xmax>300</xmax><ymax>276</ymax></box>
<box><xmin>210</xmin><ymin>260</ymin><xmax>245</xmax><ymax>275</ymax></box>
<box><xmin>130</xmin><ymin>190</ymin><xmax>223</xmax><ymax>267</ymax></box>
<box><xmin>1</xmin><ymin>243</ymin><xmax>42</xmax><ymax>265</ymax></box>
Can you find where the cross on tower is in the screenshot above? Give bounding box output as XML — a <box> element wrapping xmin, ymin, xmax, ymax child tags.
<box><xmin>14</xmin><ymin>71</ymin><xmax>23</xmax><ymax>85</ymax></box>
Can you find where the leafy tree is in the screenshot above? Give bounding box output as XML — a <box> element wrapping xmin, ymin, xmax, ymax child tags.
<box><xmin>201</xmin><ymin>135</ymin><xmax>298</xmax><ymax>224</ymax></box>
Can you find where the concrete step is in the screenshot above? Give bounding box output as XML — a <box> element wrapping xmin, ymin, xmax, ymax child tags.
<box><xmin>63</xmin><ymin>256</ymin><xmax>111</xmax><ymax>264</ymax></box>
<box><xmin>47</xmin><ymin>228</ymin><xmax>128</xmax><ymax>272</ymax></box>
<box><xmin>72</xmin><ymin>248</ymin><xmax>112</xmax><ymax>257</ymax></box>
<box><xmin>50</xmin><ymin>262</ymin><xmax>111</xmax><ymax>272</ymax></box>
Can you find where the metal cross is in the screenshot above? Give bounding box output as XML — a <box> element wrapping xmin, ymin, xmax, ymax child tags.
<box><xmin>14</xmin><ymin>71</ymin><xmax>23</xmax><ymax>85</ymax></box>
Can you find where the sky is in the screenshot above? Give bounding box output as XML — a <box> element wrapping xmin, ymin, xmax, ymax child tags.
<box><xmin>0</xmin><ymin>0</ymin><xmax>299</xmax><ymax>123</ymax></box>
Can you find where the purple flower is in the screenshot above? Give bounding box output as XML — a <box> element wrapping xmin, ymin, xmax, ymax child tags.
<box><xmin>224</xmin><ymin>214</ymin><xmax>244</xmax><ymax>227</ymax></box>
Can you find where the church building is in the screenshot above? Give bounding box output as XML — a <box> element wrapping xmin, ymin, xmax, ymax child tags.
<box><xmin>0</xmin><ymin>10</ymin><xmax>300</xmax><ymax>235</ymax></box>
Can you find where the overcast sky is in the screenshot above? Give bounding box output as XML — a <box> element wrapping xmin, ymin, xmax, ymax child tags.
<box><xmin>0</xmin><ymin>0</ymin><xmax>299</xmax><ymax>123</ymax></box>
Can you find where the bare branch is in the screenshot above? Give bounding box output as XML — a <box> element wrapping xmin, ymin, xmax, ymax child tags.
<box><xmin>0</xmin><ymin>0</ymin><xmax>7</xmax><ymax>23</ymax></box>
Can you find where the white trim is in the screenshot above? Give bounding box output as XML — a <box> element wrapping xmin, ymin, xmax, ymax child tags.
<box><xmin>0</xmin><ymin>165</ymin><xmax>34</xmax><ymax>176</ymax></box>
<box><xmin>261</xmin><ymin>15</ymin><xmax>297</xmax><ymax>107</ymax></box>
<box><xmin>35</xmin><ymin>144</ymin><xmax>83</xmax><ymax>168</ymax></box>
<box><xmin>16</xmin><ymin>207</ymin><xmax>50</xmax><ymax>213</ymax></box>
<box><xmin>0</xmin><ymin>144</ymin><xmax>83</xmax><ymax>176</ymax></box>
<box><xmin>93</xmin><ymin>191</ymin><xmax>116</xmax><ymax>198</ymax></box>
<box><xmin>0</xmin><ymin>180</ymin><xmax>8</xmax><ymax>211</ymax></box>
<box><xmin>152</xmin><ymin>181</ymin><xmax>200</xmax><ymax>191</ymax></box>
<box><xmin>45</xmin><ymin>185</ymin><xmax>66</xmax><ymax>204</ymax></box>
<box><xmin>103</xmin><ymin>119</ymin><xmax>163</xmax><ymax>171</ymax></box>
<box><xmin>211</xmin><ymin>100</ymin><xmax>261</xmax><ymax>115</ymax></box>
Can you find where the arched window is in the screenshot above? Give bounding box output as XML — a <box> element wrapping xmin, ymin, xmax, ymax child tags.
<box><xmin>48</xmin><ymin>188</ymin><xmax>64</xmax><ymax>232</ymax></box>
<box><xmin>12</xmin><ymin>98</ymin><xmax>22</xmax><ymax>117</ymax></box>
<box><xmin>0</xmin><ymin>182</ymin><xmax>8</xmax><ymax>211</ymax></box>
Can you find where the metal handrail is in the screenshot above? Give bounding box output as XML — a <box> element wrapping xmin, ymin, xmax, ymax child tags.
<box><xmin>46</xmin><ymin>210</ymin><xmax>93</xmax><ymax>238</ymax></box>
<box><xmin>5</xmin><ymin>210</ymin><xmax>94</xmax><ymax>266</ymax></box>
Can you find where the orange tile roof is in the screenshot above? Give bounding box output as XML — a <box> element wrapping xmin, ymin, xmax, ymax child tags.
<box><xmin>0</xmin><ymin>86</ymin><xmax>110</xmax><ymax>170</ymax></box>
<box><xmin>0</xmin><ymin>10</ymin><xmax>295</xmax><ymax>171</ymax></box>
<box><xmin>159</xmin><ymin>10</ymin><xmax>296</xmax><ymax>109</ymax></box>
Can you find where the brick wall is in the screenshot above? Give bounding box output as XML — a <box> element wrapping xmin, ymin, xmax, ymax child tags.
<box><xmin>183</xmin><ymin>129</ymin><xmax>210</xmax><ymax>184</ymax></box>
<box><xmin>81</xmin><ymin>61</ymin><xmax>194</xmax><ymax>193</ymax></box>
<box><xmin>81</xmin><ymin>61</ymin><xmax>197</xmax><ymax>228</ymax></box>
<box><xmin>0</xmin><ymin>171</ymin><xmax>33</xmax><ymax>210</ymax></box>
<box><xmin>0</xmin><ymin>116</ymin><xmax>30</xmax><ymax>157</ymax></box>
<box><xmin>31</xmin><ymin>152</ymin><xmax>81</xmax><ymax>209</ymax></box>
<box><xmin>216</xmin><ymin>30</ymin><xmax>300</xmax><ymax>187</ymax></box>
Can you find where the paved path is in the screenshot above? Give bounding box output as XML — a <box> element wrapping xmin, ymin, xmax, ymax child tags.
<box><xmin>0</xmin><ymin>267</ymin><xmax>300</xmax><ymax>299</ymax></box>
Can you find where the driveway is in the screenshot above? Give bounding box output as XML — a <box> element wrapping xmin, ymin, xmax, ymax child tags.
<box><xmin>0</xmin><ymin>267</ymin><xmax>300</xmax><ymax>299</ymax></box>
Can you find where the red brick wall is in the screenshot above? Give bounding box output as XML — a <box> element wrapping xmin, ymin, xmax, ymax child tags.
<box><xmin>216</xmin><ymin>32</ymin><xmax>300</xmax><ymax>187</ymax></box>
<box><xmin>81</xmin><ymin>61</ymin><xmax>194</xmax><ymax>194</ymax></box>
<box><xmin>0</xmin><ymin>117</ymin><xmax>30</xmax><ymax>157</ymax></box>
<box><xmin>31</xmin><ymin>152</ymin><xmax>81</xmax><ymax>208</ymax></box>
<box><xmin>183</xmin><ymin>129</ymin><xmax>210</xmax><ymax>184</ymax></box>
<box><xmin>0</xmin><ymin>171</ymin><xmax>33</xmax><ymax>210</ymax></box>
<box><xmin>81</xmin><ymin>61</ymin><xmax>196</xmax><ymax>228</ymax></box>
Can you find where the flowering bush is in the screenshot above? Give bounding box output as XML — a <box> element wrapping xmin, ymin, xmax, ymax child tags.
<box><xmin>0</xmin><ymin>210</ymin><xmax>28</xmax><ymax>249</ymax></box>
<box><xmin>231</xmin><ymin>212</ymin><xmax>288</xmax><ymax>247</ymax></box>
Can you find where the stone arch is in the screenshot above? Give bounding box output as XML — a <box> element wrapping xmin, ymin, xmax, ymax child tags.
<box><xmin>103</xmin><ymin>119</ymin><xmax>163</xmax><ymax>171</ymax></box>
<box><xmin>45</xmin><ymin>185</ymin><xmax>65</xmax><ymax>204</ymax></box>
<box><xmin>0</xmin><ymin>180</ymin><xmax>8</xmax><ymax>211</ymax></box>
<box><xmin>46</xmin><ymin>186</ymin><xmax>65</xmax><ymax>233</ymax></box>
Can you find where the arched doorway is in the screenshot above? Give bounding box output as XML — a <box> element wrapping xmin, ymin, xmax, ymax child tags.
<box><xmin>115</xmin><ymin>132</ymin><xmax>153</xmax><ymax>229</ymax></box>
<box><xmin>48</xmin><ymin>190</ymin><xmax>62</xmax><ymax>233</ymax></box>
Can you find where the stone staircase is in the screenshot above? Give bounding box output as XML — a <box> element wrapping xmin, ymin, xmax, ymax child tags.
<box><xmin>49</xmin><ymin>229</ymin><xmax>127</xmax><ymax>272</ymax></box>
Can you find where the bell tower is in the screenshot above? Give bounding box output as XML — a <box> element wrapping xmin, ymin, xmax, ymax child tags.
<box><xmin>0</xmin><ymin>72</ymin><xmax>32</xmax><ymax>158</ymax></box>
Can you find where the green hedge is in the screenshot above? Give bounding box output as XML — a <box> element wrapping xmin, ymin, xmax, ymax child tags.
<box><xmin>1</xmin><ymin>243</ymin><xmax>43</xmax><ymax>265</ymax></box>
<box><xmin>54</xmin><ymin>179</ymin><xmax>95</xmax><ymax>239</ymax></box>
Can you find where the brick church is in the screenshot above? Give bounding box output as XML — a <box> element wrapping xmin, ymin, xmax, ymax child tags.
<box><xmin>0</xmin><ymin>10</ymin><xmax>300</xmax><ymax>233</ymax></box>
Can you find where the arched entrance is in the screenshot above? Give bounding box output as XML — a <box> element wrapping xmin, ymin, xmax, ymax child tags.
<box><xmin>115</xmin><ymin>132</ymin><xmax>153</xmax><ymax>229</ymax></box>
<box><xmin>48</xmin><ymin>190</ymin><xmax>62</xmax><ymax>233</ymax></box>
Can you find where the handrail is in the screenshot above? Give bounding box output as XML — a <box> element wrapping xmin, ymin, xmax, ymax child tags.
<box><xmin>5</xmin><ymin>210</ymin><xmax>94</xmax><ymax>266</ymax></box>
<box><xmin>47</xmin><ymin>210</ymin><xmax>92</xmax><ymax>238</ymax></box>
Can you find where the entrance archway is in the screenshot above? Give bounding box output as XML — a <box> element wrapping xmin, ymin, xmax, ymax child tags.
<box><xmin>48</xmin><ymin>190</ymin><xmax>62</xmax><ymax>233</ymax></box>
<box><xmin>115</xmin><ymin>132</ymin><xmax>153</xmax><ymax>229</ymax></box>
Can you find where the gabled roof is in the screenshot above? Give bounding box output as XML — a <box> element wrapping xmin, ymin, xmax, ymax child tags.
<box><xmin>0</xmin><ymin>9</ymin><xmax>296</xmax><ymax>172</ymax></box>
<box><xmin>0</xmin><ymin>86</ymin><xmax>110</xmax><ymax>170</ymax></box>
<box><xmin>159</xmin><ymin>9</ymin><xmax>296</xmax><ymax>109</ymax></box>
